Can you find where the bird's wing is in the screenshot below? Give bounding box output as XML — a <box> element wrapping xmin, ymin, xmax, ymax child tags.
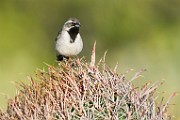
<box><xmin>55</xmin><ymin>28</ymin><xmax>62</xmax><ymax>41</ymax></box>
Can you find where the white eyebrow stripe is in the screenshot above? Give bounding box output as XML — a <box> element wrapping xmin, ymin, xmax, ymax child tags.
<box><xmin>65</xmin><ymin>20</ymin><xmax>73</xmax><ymax>25</ymax></box>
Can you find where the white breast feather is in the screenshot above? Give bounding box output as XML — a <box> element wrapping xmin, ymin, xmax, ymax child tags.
<box><xmin>56</xmin><ymin>31</ymin><xmax>83</xmax><ymax>56</ymax></box>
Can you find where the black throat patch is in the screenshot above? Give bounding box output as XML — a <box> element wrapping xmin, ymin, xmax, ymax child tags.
<box><xmin>68</xmin><ymin>27</ymin><xmax>79</xmax><ymax>43</ymax></box>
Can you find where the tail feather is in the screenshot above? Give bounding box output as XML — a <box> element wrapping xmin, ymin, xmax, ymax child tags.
<box><xmin>56</xmin><ymin>55</ymin><xmax>69</xmax><ymax>61</ymax></box>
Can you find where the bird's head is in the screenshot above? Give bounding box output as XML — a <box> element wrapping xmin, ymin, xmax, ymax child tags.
<box><xmin>63</xmin><ymin>18</ymin><xmax>81</xmax><ymax>32</ymax></box>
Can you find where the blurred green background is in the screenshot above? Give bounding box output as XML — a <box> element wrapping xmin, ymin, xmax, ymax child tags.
<box><xmin>0</xmin><ymin>0</ymin><xmax>180</xmax><ymax>119</ymax></box>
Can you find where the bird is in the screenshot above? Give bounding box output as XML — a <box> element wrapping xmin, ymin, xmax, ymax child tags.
<box><xmin>55</xmin><ymin>18</ymin><xmax>83</xmax><ymax>61</ymax></box>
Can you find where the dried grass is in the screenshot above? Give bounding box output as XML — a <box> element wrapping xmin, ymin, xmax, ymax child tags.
<box><xmin>0</xmin><ymin>43</ymin><xmax>175</xmax><ymax>120</ymax></box>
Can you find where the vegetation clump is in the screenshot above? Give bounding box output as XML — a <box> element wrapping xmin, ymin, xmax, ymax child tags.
<box><xmin>0</xmin><ymin>44</ymin><xmax>175</xmax><ymax>120</ymax></box>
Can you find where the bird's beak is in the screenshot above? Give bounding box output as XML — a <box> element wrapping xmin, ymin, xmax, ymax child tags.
<box><xmin>74</xmin><ymin>23</ymin><xmax>81</xmax><ymax>28</ymax></box>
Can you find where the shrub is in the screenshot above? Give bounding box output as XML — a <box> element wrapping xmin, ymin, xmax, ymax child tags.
<box><xmin>0</xmin><ymin>43</ymin><xmax>175</xmax><ymax>120</ymax></box>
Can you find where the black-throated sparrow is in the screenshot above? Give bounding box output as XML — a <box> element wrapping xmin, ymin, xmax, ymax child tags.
<box><xmin>55</xmin><ymin>18</ymin><xmax>83</xmax><ymax>61</ymax></box>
